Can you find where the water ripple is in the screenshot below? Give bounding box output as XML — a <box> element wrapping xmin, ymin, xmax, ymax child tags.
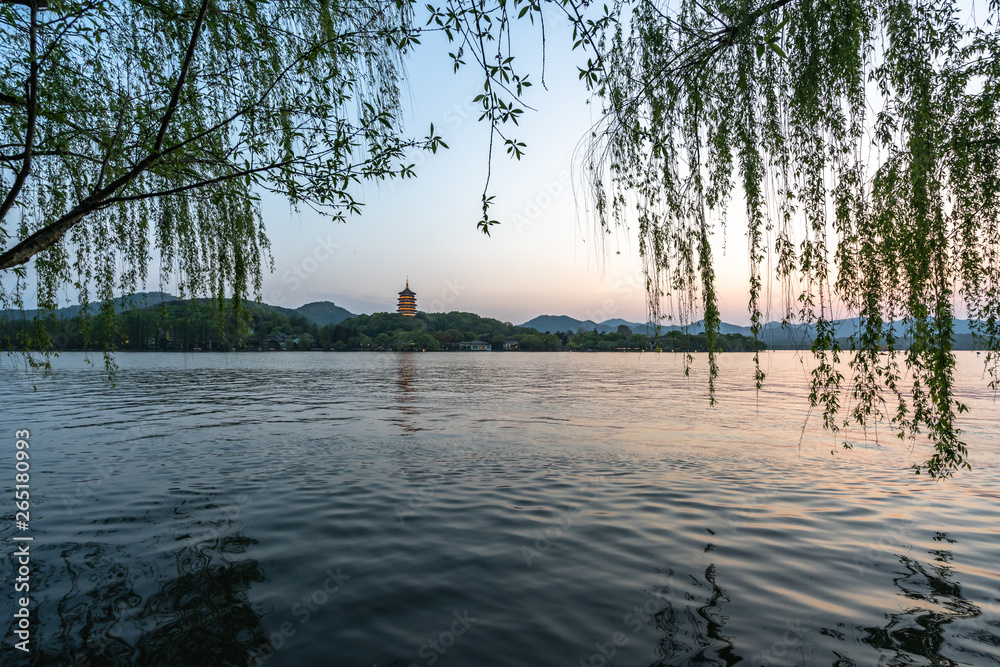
<box><xmin>1</xmin><ymin>351</ymin><xmax>998</xmax><ymax>666</ymax></box>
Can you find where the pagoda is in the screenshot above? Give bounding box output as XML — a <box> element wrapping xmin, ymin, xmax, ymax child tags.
<box><xmin>397</xmin><ymin>279</ymin><xmax>417</xmax><ymax>316</ymax></box>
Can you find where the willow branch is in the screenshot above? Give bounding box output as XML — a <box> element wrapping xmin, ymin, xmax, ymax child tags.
<box><xmin>38</xmin><ymin>0</ymin><xmax>102</xmax><ymax>67</ymax></box>
<box><xmin>97</xmin><ymin>138</ymin><xmax>430</xmax><ymax>208</ymax></box>
<box><xmin>0</xmin><ymin>0</ymin><xmax>39</xmax><ymax>223</ymax></box>
<box><xmin>0</xmin><ymin>92</ymin><xmax>24</xmax><ymax>106</ymax></box>
<box><xmin>0</xmin><ymin>0</ymin><xmax>210</xmax><ymax>270</ymax></box>
<box><xmin>96</xmin><ymin>101</ymin><xmax>127</xmax><ymax>190</ymax></box>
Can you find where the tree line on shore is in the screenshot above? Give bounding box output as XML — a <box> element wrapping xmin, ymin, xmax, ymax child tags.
<box><xmin>0</xmin><ymin>300</ymin><xmax>766</xmax><ymax>353</ymax></box>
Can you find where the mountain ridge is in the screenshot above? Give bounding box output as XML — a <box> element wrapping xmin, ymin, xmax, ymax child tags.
<box><xmin>2</xmin><ymin>294</ymin><xmax>981</xmax><ymax>347</ymax></box>
<box><xmin>518</xmin><ymin>313</ymin><xmax>979</xmax><ymax>347</ymax></box>
<box><xmin>0</xmin><ymin>292</ymin><xmax>355</xmax><ymax>328</ymax></box>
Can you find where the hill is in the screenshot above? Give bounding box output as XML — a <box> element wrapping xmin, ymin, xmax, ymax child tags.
<box><xmin>293</xmin><ymin>301</ymin><xmax>355</xmax><ymax>326</ymax></box>
<box><xmin>520</xmin><ymin>315</ymin><xmax>606</xmax><ymax>333</ymax></box>
<box><xmin>519</xmin><ymin>314</ymin><xmax>981</xmax><ymax>349</ymax></box>
<box><xmin>520</xmin><ymin>314</ymin><xmax>660</xmax><ymax>335</ymax></box>
<box><xmin>2</xmin><ymin>293</ymin><xmax>985</xmax><ymax>352</ymax></box>
<box><xmin>0</xmin><ymin>291</ymin><xmax>180</xmax><ymax>321</ymax></box>
<box><xmin>1</xmin><ymin>292</ymin><xmax>354</xmax><ymax>329</ymax></box>
<box><xmin>520</xmin><ymin>314</ymin><xmax>760</xmax><ymax>337</ymax></box>
<box><xmin>330</xmin><ymin>310</ymin><xmax>559</xmax><ymax>350</ymax></box>
<box><xmin>260</xmin><ymin>301</ymin><xmax>354</xmax><ymax>327</ymax></box>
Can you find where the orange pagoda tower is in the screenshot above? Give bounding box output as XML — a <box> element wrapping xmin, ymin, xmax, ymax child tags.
<box><xmin>397</xmin><ymin>279</ymin><xmax>417</xmax><ymax>316</ymax></box>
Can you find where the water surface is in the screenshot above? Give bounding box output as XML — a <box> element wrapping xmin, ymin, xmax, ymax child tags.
<box><xmin>2</xmin><ymin>351</ymin><xmax>999</xmax><ymax>666</ymax></box>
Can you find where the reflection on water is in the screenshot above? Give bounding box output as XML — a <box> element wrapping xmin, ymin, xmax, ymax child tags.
<box><xmin>2</xmin><ymin>351</ymin><xmax>999</xmax><ymax>666</ymax></box>
<box><xmin>640</xmin><ymin>538</ymin><xmax>1000</xmax><ymax>667</ymax></box>
<box><xmin>859</xmin><ymin>539</ymin><xmax>986</xmax><ymax>666</ymax></box>
<box><xmin>647</xmin><ymin>563</ymin><xmax>743</xmax><ymax>666</ymax></box>
<box><xmin>392</xmin><ymin>352</ymin><xmax>420</xmax><ymax>434</ymax></box>
<box><xmin>33</xmin><ymin>529</ymin><xmax>267</xmax><ymax>665</ymax></box>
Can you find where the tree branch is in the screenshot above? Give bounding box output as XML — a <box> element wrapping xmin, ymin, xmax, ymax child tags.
<box><xmin>0</xmin><ymin>92</ymin><xmax>24</xmax><ymax>106</ymax></box>
<box><xmin>96</xmin><ymin>101</ymin><xmax>127</xmax><ymax>190</ymax></box>
<box><xmin>0</xmin><ymin>0</ymin><xmax>416</xmax><ymax>271</ymax></box>
<box><xmin>0</xmin><ymin>0</ymin><xmax>48</xmax><ymax>7</ymax></box>
<box><xmin>98</xmin><ymin>159</ymin><xmax>299</xmax><ymax>206</ymax></box>
<box><xmin>0</xmin><ymin>0</ymin><xmax>39</xmax><ymax>222</ymax></box>
<box><xmin>0</xmin><ymin>0</ymin><xmax>210</xmax><ymax>270</ymax></box>
<box><xmin>38</xmin><ymin>0</ymin><xmax>102</xmax><ymax>67</ymax></box>
<box><xmin>155</xmin><ymin>18</ymin><xmax>411</xmax><ymax>162</ymax></box>
<box><xmin>98</xmin><ymin>137</ymin><xmax>431</xmax><ymax>210</ymax></box>
<box><xmin>742</xmin><ymin>0</ymin><xmax>794</xmax><ymax>29</ymax></box>
<box><xmin>0</xmin><ymin>148</ymin><xmax>103</xmax><ymax>163</ymax></box>
<box><xmin>152</xmin><ymin>0</ymin><xmax>209</xmax><ymax>153</ymax></box>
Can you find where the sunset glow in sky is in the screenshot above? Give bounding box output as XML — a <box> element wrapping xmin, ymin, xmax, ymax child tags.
<box><xmin>2</xmin><ymin>8</ymin><xmax>770</xmax><ymax>325</ymax></box>
<box><xmin>255</xmin><ymin>16</ymin><xmax>761</xmax><ymax>326</ymax></box>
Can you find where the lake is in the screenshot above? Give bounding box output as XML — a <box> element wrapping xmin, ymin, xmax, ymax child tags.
<box><xmin>2</xmin><ymin>350</ymin><xmax>999</xmax><ymax>666</ymax></box>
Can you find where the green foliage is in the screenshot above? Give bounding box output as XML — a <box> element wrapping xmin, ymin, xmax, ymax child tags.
<box><xmin>654</xmin><ymin>332</ymin><xmax>766</xmax><ymax>353</ymax></box>
<box><xmin>330</xmin><ymin>310</ymin><xmax>536</xmax><ymax>349</ymax></box>
<box><xmin>584</xmin><ymin>0</ymin><xmax>1000</xmax><ymax>476</ymax></box>
<box><xmin>1</xmin><ymin>0</ymin><xmax>447</xmax><ymax>365</ymax></box>
<box><xmin>565</xmin><ymin>328</ymin><xmax>760</xmax><ymax>352</ymax></box>
<box><xmin>513</xmin><ymin>332</ymin><xmax>562</xmax><ymax>350</ymax></box>
<box><xmin>568</xmin><ymin>329</ymin><xmax>644</xmax><ymax>350</ymax></box>
<box><xmin>296</xmin><ymin>334</ymin><xmax>314</xmax><ymax>350</ymax></box>
<box><xmin>0</xmin><ymin>298</ymin><xmax>319</xmax><ymax>351</ymax></box>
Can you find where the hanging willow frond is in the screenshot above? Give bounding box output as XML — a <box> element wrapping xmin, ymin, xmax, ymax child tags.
<box><xmin>584</xmin><ymin>0</ymin><xmax>1000</xmax><ymax>476</ymax></box>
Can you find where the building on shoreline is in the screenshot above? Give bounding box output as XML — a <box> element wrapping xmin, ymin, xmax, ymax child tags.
<box><xmin>397</xmin><ymin>280</ymin><xmax>417</xmax><ymax>316</ymax></box>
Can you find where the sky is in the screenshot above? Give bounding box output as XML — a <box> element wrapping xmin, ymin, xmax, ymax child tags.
<box><xmin>5</xmin><ymin>3</ymin><xmax>990</xmax><ymax>327</ymax></box>
<box><xmin>253</xmin><ymin>0</ymin><xmax>992</xmax><ymax>327</ymax></box>
<box><xmin>0</xmin><ymin>6</ymin><xmax>762</xmax><ymax>326</ymax></box>
<box><xmin>252</xmin><ymin>11</ymin><xmax>758</xmax><ymax>327</ymax></box>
